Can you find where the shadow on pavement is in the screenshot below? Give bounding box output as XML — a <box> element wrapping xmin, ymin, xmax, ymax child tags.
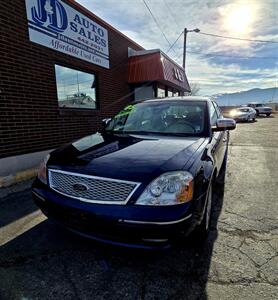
<box><xmin>0</xmin><ymin>188</ymin><xmax>38</xmax><ymax>229</ymax></box>
<box><xmin>0</xmin><ymin>183</ymin><xmax>225</xmax><ymax>300</ymax></box>
<box><xmin>256</xmin><ymin>115</ymin><xmax>275</xmax><ymax>118</ymax></box>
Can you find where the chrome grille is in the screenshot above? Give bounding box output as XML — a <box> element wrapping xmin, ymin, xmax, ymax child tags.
<box><xmin>48</xmin><ymin>169</ymin><xmax>140</xmax><ymax>204</ymax></box>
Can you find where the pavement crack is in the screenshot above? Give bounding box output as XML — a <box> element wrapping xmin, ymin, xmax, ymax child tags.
<box><xmin>258</xmin><ymin>253</ymin><xmax>278</xmax><ymax>269</ymax></box>
<box><xmin>224</xmin><ymin>209</ymin><xmax>278</xmax><ymax>224</ymax></box>
<box><xmin>218</xmin><ymin>225</ymin><xmax>278</xmax><ymax>240</ymax></box>
<box><xmin>208</xmin><ymin>278</ymin><xmax>278</xmax><ymax>287</ymax></box>
<box><xmin>61</xmin><ymin>258</ymin><xmax>82</xmax><ymax>300</ymax></box>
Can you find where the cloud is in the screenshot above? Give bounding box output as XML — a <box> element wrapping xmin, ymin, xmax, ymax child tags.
<box><xmin>77</xmin><ymin>0</ymin><xmax>278</xmax><ymax>95</ymax></box>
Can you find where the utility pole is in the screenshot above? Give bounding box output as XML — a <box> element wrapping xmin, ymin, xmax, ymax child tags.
<box><xmin>183</xmin><ymin>28</ymin><xmax>200</xmax><ymax>70</ymax></box>
<box><xmin>183</xmin><ymin>28</ymin><xmax>187</xmax><ymax>69</ymax></box>
<box><xmin>77</xmin><ymin>72</ymin><xmax>80</xmax><ymax>95</ymax></box>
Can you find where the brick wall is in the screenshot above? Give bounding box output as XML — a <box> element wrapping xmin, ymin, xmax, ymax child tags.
<box><xmin>0</xmin><ymin>0</ymin><xmax>143</xmax><ymax>159</ymax></box>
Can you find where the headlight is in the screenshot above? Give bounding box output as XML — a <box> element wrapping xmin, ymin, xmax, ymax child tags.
<box><xmin>38</xmin><ymin>154</ymin><xmax>50</xmax><ymax>184</ymax></box>
<box><xmin>135</xmin><ymin>171</ymin><xmax>193</xmax><ymax>206</ymax></box>
<box><xmin>230</xmin><ymin>110</ymin><xmax>237</xmax><ymax>117</ymax></box>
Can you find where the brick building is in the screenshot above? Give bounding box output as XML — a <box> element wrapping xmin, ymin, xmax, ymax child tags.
<box><xmin>0</xmin><ymin>0</ymin><xmax>190</xmax><ymax>185</ymax></box>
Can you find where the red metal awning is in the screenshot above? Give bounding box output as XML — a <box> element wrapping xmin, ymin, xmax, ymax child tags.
<box><xmin>128</xmin><ymin>50</ymin><xmax>190</xmax><ymax>92</ymax></box>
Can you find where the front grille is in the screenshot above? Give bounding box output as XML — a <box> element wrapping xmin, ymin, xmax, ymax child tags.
<box><xmin>48</xmin><ymin>169</ymin><xmax>140</xmax><ymax>204</ymax></box>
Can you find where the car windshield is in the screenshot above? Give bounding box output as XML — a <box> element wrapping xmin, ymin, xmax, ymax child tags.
<box><xmin>106</xmin><ymin>101</ymin><xmax>207</xmax><ymax>136</ymax></box>
<box><xmin>237</xmin><ymin>108</ymin><xmax>249</xmax><ymax>112</ymax></box>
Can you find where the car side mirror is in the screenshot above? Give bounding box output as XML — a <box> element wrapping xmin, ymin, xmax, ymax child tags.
<box><xmin>212</xmin><ymin>118</ymin><xmax>236</xmax><ymax>132</ymax></box>
<box><xmin>102</xmin><ymin>118</ymin><xmax>111</xmax><ymax>128</ymax></box>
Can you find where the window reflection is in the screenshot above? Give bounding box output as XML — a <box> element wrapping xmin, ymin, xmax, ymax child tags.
<box><xmin>55</xmin><ymin>65</ymin><xmax>97</xmax><ymax>109</ymax></box>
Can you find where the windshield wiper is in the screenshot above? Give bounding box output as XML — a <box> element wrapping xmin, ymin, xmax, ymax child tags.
<box><xmin>106</xmin><ymin>130</ymin><xmax>196</xmax><ymax>137</ymax></box>
<box><xmin>160</xmin><ymin>132</ymin><xmax>193</xmax><ymax>137</ymax></box>
<box><xmin>118</xmin><ymin>131</ymin><xmax>156</xmax><ymax>135</ymax></box>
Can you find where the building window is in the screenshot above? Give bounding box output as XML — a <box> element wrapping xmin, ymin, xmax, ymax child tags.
<box><xmin>55</xmin><ymin>65</ymin><xmax>97</xmax><ymax>110</ymax></box>
<box><xmin>134</xmin><ymin>85</ymin><xmax>154</xmax><ymax>101</ymax></box>
<box><xmin>157</xmin><ymin>86</ymin><xmax>165</xmax><ymax>98</ymax></box>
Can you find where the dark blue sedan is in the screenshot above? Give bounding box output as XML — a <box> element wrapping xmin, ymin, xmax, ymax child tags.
<box><xmin>32</xmin><ymin>97</ymin><xmax>236</xmax><ymax>248</ymax></box>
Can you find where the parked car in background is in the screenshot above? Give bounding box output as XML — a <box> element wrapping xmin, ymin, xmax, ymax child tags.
<box><xmin>247</xmin><ymin>102</ymin><xmax>272</xmax><ymax>116</ymax></box>
<box><xmin>230</xmin><ymin>107</ymin><xmax>256</xmax><ymax>122</ymax></box>
<box><xmin>32</xmin><ymin>97</ymin><xmax>236</xmax><ymax>249</ymax></box>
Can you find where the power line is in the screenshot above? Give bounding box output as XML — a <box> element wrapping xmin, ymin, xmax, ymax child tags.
<box><xmin>166</xmin><ymin>31</ymin><xmax>184</xmax><ymax>53</ymax></box>
<box><xmin>187</xmin><ymin>50</ymin><xmax>278</xmax><ymax>60</ymax></box>
<box><xmin>142</xmin><ymin>0</ymin><xmax>172</xmax><ymax>48</ymax></box>
<box><xmin>198</xmin><ymin>31</ymin><xmax>278</xmax><ymax>44</ymax></box>
<box><xmin>58</xmin><ymin>79</ymin><xmax>94</xmax><ymax>87</ymax></box>
<box><xmin>172</xmin><ymin>46</ymin><xmax>278</xmax><ymax>60</ymax></box>
<box><xmin>143</xmin><ymin>1</ymin><xmax>278</xmax><ymax>63</ymax></box>
<box><xmin>162</xmin><ymin>0</ymin><xmax>180</xmax><ymax>29</ymax></box>
<box><xmin>162</xmin><ymin>32</ymin><xmax>278</xmax><ymax>60</ymax></box>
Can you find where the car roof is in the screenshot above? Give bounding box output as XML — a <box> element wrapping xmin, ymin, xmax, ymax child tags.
<box><xmin>140</xmin><ymin>96</ymin><xmax>212</xmax><ymax>104</ymax></box>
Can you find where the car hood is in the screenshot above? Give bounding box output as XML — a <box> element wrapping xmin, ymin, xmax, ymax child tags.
<box><xmin>235</xmin><ymin>111</ymin><xmax>248</xmax><ymax>116</ymax></box>
<box><xmin>48</xmin><ymin>132</ymin><xmax>207</xmax><ymax>183</ymax></box>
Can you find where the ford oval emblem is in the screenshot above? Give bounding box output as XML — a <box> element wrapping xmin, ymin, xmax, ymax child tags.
<box><xmin>72</xmin><ymin>183</ymin><xmax>88</xmax><ymax>192</ymax></box>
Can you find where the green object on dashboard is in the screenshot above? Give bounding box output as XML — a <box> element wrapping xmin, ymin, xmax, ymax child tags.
<box><xmin>115</xmin><ymin>105</ymin><xmax>136</xmax><ymax>118</ymax></box>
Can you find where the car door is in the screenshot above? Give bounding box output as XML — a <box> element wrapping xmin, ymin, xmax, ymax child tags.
<box><xmin>209</xmin><ymin>101</ymin><xmax>225</xmax><ymax>172</ymax></box>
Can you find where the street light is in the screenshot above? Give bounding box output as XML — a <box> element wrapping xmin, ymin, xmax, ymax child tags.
<box><xmin>183</xmin><ymin>28</ymin><xmax>200</xmax><ymax>69</ymax></box>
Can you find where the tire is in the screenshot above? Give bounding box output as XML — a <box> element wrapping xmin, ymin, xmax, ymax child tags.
<box><xmin>266</xmin><ymin>113</ymin><xmax>271</xmax><ymax>117</ymax></box>
<box><xmin>252</xmin><ymin>117</ymin><xmax>256</xmax><ymax>122</ymax></box>
<box><xmin>216</xmin><ymin>147</ymin><xmax>228</xmax><ymax>185</ymax></box>
<box><xmin>255</xmin><ymin>110</ymin><xmax>259</xmax><ymax>116</ymax></box>
<box><xmin>192</xmin><ymin>183</ymin><xmax>213</xmax><ymax>243</ymax></box>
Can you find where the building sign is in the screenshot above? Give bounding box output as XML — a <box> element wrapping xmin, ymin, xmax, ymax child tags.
<box><xmin>173</xmin><ymin>68</ymin><xmax>184</xmax><ymax>82</ymax></box>
<box><xmin>25</xmin><ymin>0</ymin><xmax>109</xmax><ymax>68</ymax></box>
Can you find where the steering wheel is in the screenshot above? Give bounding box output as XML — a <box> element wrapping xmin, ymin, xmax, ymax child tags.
<box><xmin>166</xmin><ymin>120</ymin><xmax>196</xmax><ymax>133</ymax></box>
<box><xmin>175</xmin><ymin>119</ymin><xmax>196</xmax><ymax>132</ymax></box>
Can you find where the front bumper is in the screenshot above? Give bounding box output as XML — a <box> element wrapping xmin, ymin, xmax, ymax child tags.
<box><xmin>261</xmin><ymin>110</ymin><xmax>272</xmax><ymax>114</ymax></box>
<box><xmin>32</xmin><ymin>180</ymin><xmax>195</xmax><ymax>249</ymax></box>
<box><xmin>234</xmin><ymin>115</ymin><xmax>249</xmax><ymax>121</ymax></box>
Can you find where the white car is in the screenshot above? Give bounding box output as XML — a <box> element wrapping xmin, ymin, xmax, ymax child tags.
<box><xmin>247</xmin><ymin>103</ymin><xmax>272</xmax><ymax>116</ymax></box>
<box><xmin>230</xmin><ymin>107</ymin><xmax>256</xmax><ymax>122</ymax></box>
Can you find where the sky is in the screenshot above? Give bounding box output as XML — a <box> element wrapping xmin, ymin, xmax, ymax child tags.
<box><xmin>77</xmin><ymin>0</ymin><xmax>278</xmax><ymax>95</ymax></box>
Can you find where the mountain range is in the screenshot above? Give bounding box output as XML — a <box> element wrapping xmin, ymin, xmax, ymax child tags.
<box><xmin>211</xmin><ymin>87</ymin><xmax>278</xmax><ymax>106</ymax></box>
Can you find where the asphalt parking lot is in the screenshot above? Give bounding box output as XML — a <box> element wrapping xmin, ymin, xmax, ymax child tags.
<box><xmin>0</xmin><ymin>116</ymin><xmax>277</xmax><ymax>300</ymax></box>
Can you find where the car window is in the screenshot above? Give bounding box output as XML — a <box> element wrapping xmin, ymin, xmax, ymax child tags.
<box><xmin>208</xmin><ymin>101</ymin><xmax>218</xmax><ymax>126</ymax></box>
<box><xmin>213</xmin><ymin>101</ymin><xmax>222</xmax><ymax>118</ymax></box>
<box><xmin>238</xmin><ymin>108</ymin><xmax>249</xmax><ymax>112</ymax></box>
<box><xmin>106</xmin><ymin>101</ymin><xmax>207</xmax><ymax>136</ymax></box>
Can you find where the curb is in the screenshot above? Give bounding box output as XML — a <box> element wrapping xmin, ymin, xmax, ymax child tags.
<box><xmin>0</xmin><ymin>168</ymin><xmax>38</xmax><ymax>188</ymax></box>
<box><xmin>0</xmin><ymin>179</ymin><xmax>33</xmax><ymax>201</ymax></box>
